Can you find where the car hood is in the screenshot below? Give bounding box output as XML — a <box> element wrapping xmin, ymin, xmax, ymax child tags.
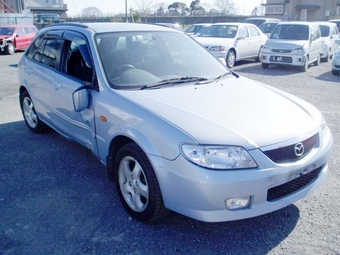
<box><xmin>195</xmin><ymin>37</ymin><xmax>235</xmax><ymax>46</ymax></box>
<box><xmin>117</xmin><ymin>76</ymin><xmax>321</xmax><ymax>149</ymax></box>
<box><xmin>265</xmin><ymin>39</ymin><xmax>307</xmax><ymax>49</ymax></box>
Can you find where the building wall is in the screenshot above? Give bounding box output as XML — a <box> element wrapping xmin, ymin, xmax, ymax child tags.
<box><xmin>265</xmin><ymin>0</ymin><xmax>340</xmax><ymax>21</ymax></box>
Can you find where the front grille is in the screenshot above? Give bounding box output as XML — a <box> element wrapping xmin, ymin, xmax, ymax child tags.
<box><xmin>272</xmin><ymin>49</ymin><xmax>292</xmax><ymax>53</ymax></box>
<box><xmin>262</xmin><ymin>133</ymin><xmax>318</xmax><ymax>163</ymax></box>
<box><xmin>269</xmin><ymin>55</ymin><xmax>293</xmax><ymax>63</ymax></box>
<box><xmin>267</xmin><ymin>166</ymin><xmax>322</xmax><ymax>202</ymax></box>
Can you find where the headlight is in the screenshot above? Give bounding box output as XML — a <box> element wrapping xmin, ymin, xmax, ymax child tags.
<box><xmin>262</xmin><ymin>46</ymin><xmax>271</xmax><ymax>53</ymax></box>
<box><xmin>292</xmin><ymin>47</ymin><xmax>305</xmax><ymax>54</ymax></box>
<box><xmin>181</xmin><ymin>144</ymin><xmax>257</xmax><ymax>170</ymax></box>
<box><xmin>209</xmin><ymin>46</ymin><xmax>225</xmax><ymax>51</ymax></box>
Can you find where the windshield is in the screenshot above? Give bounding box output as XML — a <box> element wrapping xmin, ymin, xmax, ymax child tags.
<box><xmin>259</xmin><ymin>22</ymin><xmax>278</xmax><ymax>34</ymax></box>
<box><xmin>320</xmin><ymin>25</ymin><xmax>330</xmax><ymax>37</ymax></box>
<box><xmin>270</xmin><ymin>24</ymin><xmax>309</xmax><ymax>40</ymax></box>
<box><xmin>198</xmin><ymin>25</ymin><xmax>238</xmax><ymax>38</ymax></box>
<box><xmin>0</xmin><ymin>27</ymin><xmax>14</xmax><ymax>35</ymax></box>
<box><xmin>96</xmin><ymin>31</ymin><xmax>229</xmax><ymax>90</ymax></box>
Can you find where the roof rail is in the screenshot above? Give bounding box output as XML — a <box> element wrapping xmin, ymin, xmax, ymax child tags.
<box><xmin>45</xmin><ymin>22</ymin><xmax>89</xmax><ymax>29</ymax></box>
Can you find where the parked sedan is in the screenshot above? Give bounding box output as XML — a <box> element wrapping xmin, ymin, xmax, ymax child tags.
<box><xmin>18</xmin><ymin>22</ymin><xmax>333</xmax><ymax>223</ymax></box>
<box><xmin>332</xmin><ymin>39</ymin><xmax>340</xmax><ymax>75</ymax></box>
<box><xmin>195</xmin><ymin>23</ymin><xmax>267</xmax><ymax>68</ymax></box>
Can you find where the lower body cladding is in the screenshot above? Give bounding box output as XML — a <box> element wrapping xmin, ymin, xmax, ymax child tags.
<box><xmin>262</xmin><ymin>53</ymin><xmax>306</xmax><ymax>67</ymax></box>
<box><xmin>150</xmin><ymin>129</ymin><xmax>333</xmax><ymax>222</ymax></box>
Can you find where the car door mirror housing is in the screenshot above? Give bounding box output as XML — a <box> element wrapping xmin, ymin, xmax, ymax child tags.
<box><xmin>72</xmin><ymin>87</ymin><xmax>90</xmax><ymax>112</ymax></box>
<box><xmin>237</xmin><ymin>35</ymin><xmax>246</xmax><ymax>40</ymax></box>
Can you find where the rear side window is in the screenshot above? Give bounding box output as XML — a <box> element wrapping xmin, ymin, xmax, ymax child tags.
<box><xmin>26</xmin><ymin>35</ymin><xmax>63</xmax><ymax>70</ymax></box>
<box><xmin>249</xmin><ymin>25</ymin><xmax>260</xmax><ymax>37</ymax></box>
<box><xmin>24</xmin><ymin>27</ymin><xmax>31</xmax><ymax>34</ymax></box>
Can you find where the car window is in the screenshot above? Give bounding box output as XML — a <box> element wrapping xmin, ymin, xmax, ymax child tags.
<box><xmin>96</xmin><ymin>31</ymin><xmax>227</xmax><ymax>89</ymax></box>
<box><xmin>24</xmin><ymin>27</ymin><xmax>31</xmax><ymax>34</ymax></box>
<box><xmin>17</xmin><ymin>27</ymin><xmax>25</xmax><ymax>35</ymax></box>
<box><xmin>271</xmin><ymin>24</ymin><xmax>309</xmax><ymax>40</ymax></box>
<box><xmin>63</xmin><ymin>34</ymin><xmax>93</xmax><ymax>83</ymax></box>
<box><xmin>198</xmin><ymin>25</ymin><xmax>238</xmax><ymax>38</ymax></box>
<box><xmin>248</xmin><ymin>25</ymin><xmax>260</xmax><ymax>37</ymax></box>
<box><xmin>238</xmin><ymin>26</ymin><xmax>249</xmax><ymax>37</ymax></box>
<box><xmin>320</xmin><ymin>25</ymin><xmax>330</xmax><ymax>37</ymax></box>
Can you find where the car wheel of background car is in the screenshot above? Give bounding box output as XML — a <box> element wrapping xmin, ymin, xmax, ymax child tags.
<box><xmin>226</xmin><ymin>49</ymin><xmax>236</xmax><ymax>68</ymax></box>
<box><xmin>301</xmin><ymin>56</ymin><xmax>309</xmax><ymax>72</ymax></box>
<box><xmin>20</xmin><ymin>90</ymin><xmax>48</xmax><ymax>133</ymax></box>
<box><xmin>5</xmin><ymin>43</ymin><xmax>15</xmax><ymax>55</ymax></box>
<box><xmin>255</xmin><ymin>46</ymin><xmax>263</xmax><ymax>62</ymax></box>
<box><xmin>262</xmin><ymin>63</ymin><xmax>269</xmax><ymax>69</ymax></box>
<box><xmin>314</xmin><ymin>54</ymin><xmax>320</xmax><ymax>66</ymax></box>
<box><xmin>332</xmin><ymin>69</ymin><xmax>339</xmax><ymax>75</ymax></box>
<box><xmin>325</xmin><ymin>51</ymin><xmax>331</xmax><ymax>62</ymax></box>
<box><xmin>114</xmin><ymin>142</ymin><xmax>169</xmax><ymax>222</ymax></box>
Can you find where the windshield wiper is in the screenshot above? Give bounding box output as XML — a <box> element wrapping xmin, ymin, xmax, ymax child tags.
<box><xmin>214</xmin><ymin>71</ymin><xmax>239</xmax><ymax>82</ymax></box>
<box><xmin>140</xmin><ymin>77</ymin><xmax>208</xmax><ymax>90</ymax></box>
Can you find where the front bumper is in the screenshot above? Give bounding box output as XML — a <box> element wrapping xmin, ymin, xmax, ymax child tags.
<box><xmin>332</xmin><ymin>55</ymin><xmax>340</xmax><ymax>71</ymax></box>
<box><xmin>262</xmin><ymin>52</ymin><xmax>306</xmax><ymax>67</ymax></box>
<box><xmin>151</xmin><ymin>127</ymin><xmax>333</xmax><ymax>222</ymax></box>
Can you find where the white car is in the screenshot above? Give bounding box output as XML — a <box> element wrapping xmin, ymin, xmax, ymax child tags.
<box><xmin>18</xmin><ymin>22</ymin><xmax>333</xmax><ymax>222</ymax></box>
<box><xmin>317</xmin><ymin>22</ymin><xmax>339</xmax><ymax>61</ymax></box>
<box><xmin>195</xmin><ymin>22</ymin><xmax>267</xmax><ymax>68</ymax></box>
<box><xmin>262</xmin><ymin>22</ymin><xmax>322</xmax><ymax>72</ymax></box>
<box><xmin>332</xmin><ymin>39</ymin><xmax>340</xmax><ymax>74</ymax></box>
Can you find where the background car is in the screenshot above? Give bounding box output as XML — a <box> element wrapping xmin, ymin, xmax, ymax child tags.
<box><xmin>244</xmin><ymin>17</ymin><xmax>281</xmax><ymax>27</ymax></box>
<box><xmin>317</xmin><ymin>21</ymin><xmax>339</xmax><ymax>62</ymax></box>
<box><xmin>262</xmin><ymin>22</ymin><xmax>322</xmax><ymax>71</ymax></box>
<box><xmin>194</xmin><ymin>22</ymin><xmax>267</xmax><ymax>68</ymax></box>
<box><xmin>259</xmin><ymin>21</ymin><xmax>280</xmax><ymax>37</ymax></box>
<box><xmin>155</xmin><ymin>23</ymin><xmax>184</xmax><ymax>31</ymax></box>
<box><xmin>332</xmin><ymin>38</ymin><xmax>340</xmax><ymax>74</ymax></box>
<box><xmin>328</xmin><ymin>19</ymin><xmax>340</xmax><ymax>31</ymax></box>
<box><xmin>0</xmin><ymin>24</ymin><xmax>38</xmax><ymax>55</ymax></box>
<box><xmin>185</xmin><ymin>23</ymin><xmax>212</xmax><ymax>36</ymax></box>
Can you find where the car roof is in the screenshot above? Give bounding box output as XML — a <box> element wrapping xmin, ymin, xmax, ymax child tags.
<box><xmin>276</xmin><ymin>21</ymin><xmax>315</xmax><ymax>26</ymax></box>
<box><xmin>45</xmin><ymin>22</ymin><xmax>179</xmax><ymax>33</ymax></box>
<box><xmin>317</xmin><ymin>21</ymin><xmax>337</xmax><ymax>26</ymax></box>
<box><xmin>212</xmin><ymin>22</ymin><xmax>256</xmax><ymax>26</ymax></box>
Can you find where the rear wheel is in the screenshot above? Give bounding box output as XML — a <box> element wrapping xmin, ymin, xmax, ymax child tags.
<box><xmin>226</xmin><ymin>49</ymin><xmax>236</xmax><ymax>68</ymax></box>
<box><xmin>114</xmin><ymin>143</ymin><xmax>168</xmax><ymax>222</ymax></box>
<box><xmin>20</xmin><ymin>90</ymin><xmax>48</xmax><ymax>133</ymax></box>
<box><xmin>314</xmin><ymin>54</ymin><xmax>320</xmax><ymax>66</ymax></box>
<box><xmin>255</xmin><ymin>46</ymin><xmax>263</xmax><ymax>62</ymax></box>
<box><xmin>5</xmin><ymin>43</ymin><xmax>15</xmax><ymax>55</ymax></box>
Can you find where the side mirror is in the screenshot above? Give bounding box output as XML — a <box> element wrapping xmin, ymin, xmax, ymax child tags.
<box><xmin>72</xmin><ymin>86</ymin><xmax>90</xmax><ymax>112</ymax></box>
<box><xmin>237</xmin><ymin>35</ymin><xmax>246</xmax><ymax>40</ymax></box>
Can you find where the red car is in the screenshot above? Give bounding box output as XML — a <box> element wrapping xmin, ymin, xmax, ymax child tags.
<box><xmin>0</xmin><ymin>24</ymin><xmax>38</xmax><ymax>55</ymax></box>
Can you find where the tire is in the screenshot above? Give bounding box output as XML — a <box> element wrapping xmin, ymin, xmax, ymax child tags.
<box><xmin>314</xmin><ymin>54</ymin><xmax>320</xmax><ymax>66</ymax></box>
<box><xmin>301</xmin><ymin>56</ymin><xmax>309</xmax><ymax>72</ymax></box>
<box><xmin>5</xmin><ymin>42</ymin><xmax>15</xmax><ymax>55</ymax></box>
<box><xmin>255</xmin><ymin>46</ymin><xmax>263</xmax><ymax>62</ymax></box>
<box><xmin>332</xmin><ymin>69</ymin><xmax>339</xmax><ymax>75</ymax></box>
<box><xmin>114</xmin><ymin>143</ymin><xmax>168</xmax><ymax>222</ymax></box>
<box><xmin>325</xmin><ymin>51</ymin><xmax>331</xmax><ymax>62</ymax></box>
<box><xmin>226</xmin><ymin>49</ymin><xmax>236</xmax><ymax>68</ymax></box>
<box><xmin>20</xmin><ymin>90</ymin><xmax>48</xmax><ymax>133</ymax></box>
<box><xmin>262</xmin><ymin>63</ymin><xmax>269</xmax><ymax>69</ymax></box>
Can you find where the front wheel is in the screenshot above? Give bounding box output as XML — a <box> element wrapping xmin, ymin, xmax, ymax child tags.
<box><xmin>5</xmin><ymin>43</ymin><xmax>15</xmax><ymax>55</ymax></box>
<box><xmin>255</xmin><ymin>46</ymin><xmax>263</xmax><ymax>62</ymax></box>
<box><xmin>20</xmin><ymin>90</ymin><xmax>48</xmax><ymax>133</ymax></box>
<box><xmin>226</xmin><ymin>49</ymin><xmax>236</xmax><ymax>68</ymax></box>
<box><xmin>301</xmin><ymin>56</ymin><xmax>309</xmax><ymax>72</ymax></box>
<box><xmin>114</xmin><ymin>143</ymin><xmax>168</xmax><ymax>222</ymax></box>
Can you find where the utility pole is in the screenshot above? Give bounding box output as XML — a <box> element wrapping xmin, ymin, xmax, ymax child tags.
<box><xmin>125</xmin><ymin>0</ymin><xmax>128</xmax><ymax>22</ymax></box>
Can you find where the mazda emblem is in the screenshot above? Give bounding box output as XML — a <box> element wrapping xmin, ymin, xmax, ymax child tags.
<box><xmin>294</xmin><ymin>143</ymin><xmax>304</xmax><ymax>157</ymax></box>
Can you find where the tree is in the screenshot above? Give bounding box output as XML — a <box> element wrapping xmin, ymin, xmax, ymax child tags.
<box><xmin>189</xmin><ymin>0</ymin><xmax>205</xmax><ymax>16</ymax></box>
<box><xmin>134</xmin><ymin>0</ymin><xmax>154</xmax><ymax>21</ymax></box>
<box><xmin>213</xmin><ymin>0</ymin><xmax>237</xmax><ymax>15</ymax></box>
<box><xmin>168</xmin><ymin>2</ymin><xmax>190</xmax><ymax>16</ymax></box>
<box><xmin>154</xmin><ymin>2</ymin><xmax>168</xmax><ymax>16</ymax></box>
<box><xmin>81</xmin><ymin>7</ymin><xmax>103</xmax><ymax>17</ymax></box>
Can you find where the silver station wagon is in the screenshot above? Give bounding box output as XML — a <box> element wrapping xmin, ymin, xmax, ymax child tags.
<box><xmin>18</xmin><ymin>22</ymin><xmax>333</xmax><ymax>222</ymax></box>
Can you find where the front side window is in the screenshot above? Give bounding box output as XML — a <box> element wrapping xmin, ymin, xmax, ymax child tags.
<box><xmin>96</xmin><ymin>31</ymin><xmax>228</xmax><ymax>89</ymax></box>
<box><xmin>199</xmin><ymin>25</ymin><xmax>238</xmax><ymax>38</ymax></box>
